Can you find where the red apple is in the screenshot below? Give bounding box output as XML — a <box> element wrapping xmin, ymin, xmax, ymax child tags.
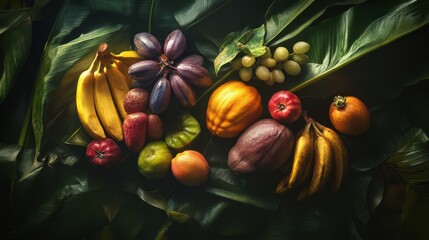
<box><xmin>86</xmin><ymin>138</ymin><xmax>122</xmax><ymax>167</ymax></box>
<box><xmin>268</xmin><ymin>91</ymin><xmax>302</xmax><ymax>124</ymax></box>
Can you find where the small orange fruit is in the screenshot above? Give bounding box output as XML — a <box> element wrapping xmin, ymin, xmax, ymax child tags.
<box><xmin>329</xmin><ymin>95</ymin><xmax>370</xmax><ymax>136</ymax></box>
<box><xmin>171</xmin><ymin>150</ymin><xmax>209</xmax><ymax>187</ymax></box>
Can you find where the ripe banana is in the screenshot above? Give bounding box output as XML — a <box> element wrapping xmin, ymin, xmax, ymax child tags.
<box><xmin>288</xmin><ymin>122</ymin><xmax>314</xmax><ymax>189</ymax></box>
<box><xmin>308</xmin><ymin>126</ymin><xmax>333</xmax><ymax>196</ymax></box>
<box><xmin>94</xmin><ymin>61</ymin><xmax>123</xmax><ymax>141</ymax></box>
<box><xmin>112</xmin><ymin>58</ymin><xmax>132</xmax><ymax>87</ymax></box>
<box><xmin>102</xmin><ymin>59</ymin><xmax>129</xmax><ymax>119</ymax></box>
<box><xmin>110</xmin><ymin>50</ymin><xmax>143</xmax><ymax>66</ymax></box>
<box><xmin>75</xmin><ymin>55</ymin><xmax>106</xmax><ymax>140</ymax></box>
<box><xmin>314</xmin><ymin>122</ymin><xmax>349</xmax><ymax>193</ymax></box>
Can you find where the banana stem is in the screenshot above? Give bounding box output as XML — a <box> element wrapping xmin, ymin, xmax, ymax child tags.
<box><xmin>97</xmin><ymin>43</ymin><xmax>111</xmax><ymax>60</ymax></box>
<box><xmin>302</xmin><ymin>110</ymin><xmax>315</xmax><ymax>124</ymax></box>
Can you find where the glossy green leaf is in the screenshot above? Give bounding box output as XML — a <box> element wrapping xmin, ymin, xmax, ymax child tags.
<box><xmin>0</xmin><ymin>8</ymin><xmax>32</xmax><ymax>105</ymax></box>
<box><xmin>64</xmin><ymin>127</ymin><xmax>91</xmax><ymax>147</ymax></box>
<box><xmin>213</xmin><ymin>24</ymin><xmax>265</xmax><ymax>75</ymax></box>
<box><xmin>173</xmin><ymin>0</ymin><xmax>231</xmax><ymax>30</ymax></box>
<box><xmin>265</xmin><ymin>0</ymin><xmax>365</xmax><ymax>46</ymax></box>
<box><xmin>0</xmin><ymin>143</ymin><xmax>20</xmax><ymax>178</ymax></box>
<box><xmin>276</xmin><ymin>0</ymin><xmax>429</xmax><ymax>93</ymax></box>
<box><xmin>387</xmin><ymin>129</ymin><xmax>429</xmax><ymax>192</ymax></box>
<box><xmin>264</xmin><ymin>0</ymin><xmax>314</xmax><ymax>44</ymax></box>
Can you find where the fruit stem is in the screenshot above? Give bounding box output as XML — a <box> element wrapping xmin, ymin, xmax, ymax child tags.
<box><xmin>97</xmin><ymin>43</ymin><xmax>111</xmax><ymax>60</ymax></box>
<box><xmin>89</xmin><ymin>53</ymin><xmax>100</xmax><ymax>73</ymax></box>
<box><xmin>333</xmin><ymin>96</ymin><xmax>346</xmax><ymax>109</ymax></box>
<box><xmin>278</xmin><ymin>103</ymin><xmax>286</xmax><ymax>110</ymax></box>
<box><xmin>302</xmin><ymin>110</ymin><xmax>314</xmax><ymax>124</ymax></box>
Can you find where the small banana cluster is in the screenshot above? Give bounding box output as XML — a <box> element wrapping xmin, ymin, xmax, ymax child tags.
<box><xmin>75</xmin><ymin>43</ymin><xmax>143</xmax><ymax>141</ymax></box>
<box><xmin>275</xmin><ymin>115</ymin><xmax>349</xmax><ymax>200</ymax></box>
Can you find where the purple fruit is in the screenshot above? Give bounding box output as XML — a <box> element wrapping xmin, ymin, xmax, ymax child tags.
<box><xmin>170</xmin><ymin>73</ymin><xmax>196</xmax><ymax>108</ymax></box>
<box><xmin>164</xmin><ymin>29</ymin><xmax>187</xmax><ymax>60</ymax></box>
<box><xmin>123</xmin><ymin>112</ymin><xmax>148</xmax><ymax>153</ymax></box>
<box><xmin>147</xmin><ymin>114</ymin><xmax>164</xmax><ymax>140</ymax></box>
<box><xmin>124</xmin><ymin>88</ymin><xmax>149</xmax><ymax>114</ymax></box>
<box><xmin>177</xmin><ymin>54</ymin><xmax>204</xmax><ymax>66</ymax></box>
<box><xmin>149</xmin><ymin>77</ymin><xmax>171</xmax><ymax>114</ymax></box>
<box><xmin>175</xmin><ymin>62</ymin><xmax>212</xmax><ymax>88</ymax></box>
<box><xmin>134</xmin><ymin>32</ymin><xmax>162</xmax><ymax>60</ymax></box>
<box><xmin>228</xmin><ymin>119</ymin><xmax>295</xmax><ymax>174</ymax></box>
<box><xmin>128</xmin><ymin>60</ymin><xmax>161</xmax><ymax>81</ymax></box>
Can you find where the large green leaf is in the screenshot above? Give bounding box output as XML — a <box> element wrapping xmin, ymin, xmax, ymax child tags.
<box><xmin>264</xmin><ymin>0</ymin><xmax>315</xmax><ymax>44</ymax></box>
<box><xmin>173</xmin><ymin>0</ymin><xmax>231</xmax><ymax>30</ymax></box>
<box><xmin>387</xmin><ymin>129</ymin><xmax>429</xmax><ymax>196</ymax></box>
<box><xmin>282</xmin><ymin>0</ymin><xmax>429</xmax><ymax>93</ymax></box>
<box><xmin>265</xmin><ymin>0</ymin><xmax>365</xmax><ymax>46</ymax></box>
<box><xmin>0</xmin><ymin>8</ymin><xmax>32</xmax><ymax>105</ymax></box>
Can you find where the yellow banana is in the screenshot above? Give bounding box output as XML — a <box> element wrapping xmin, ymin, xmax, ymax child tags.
<box><xmin>102</xmin><ymin>59</ymin><xmax>129</xmax><ymax>119</ymax></box>
<box><xmin>110</xmin><ymin>50</ymin><xmax>143</xmax><ymax>66</ymax></box>
<box><xmin>112</xmin><ymin>59</ymin><xmax>132</xmax><ymax>87</ymax></box>
<box><xmin>94</xmin><ymin>61</ymin><xmax>123</xmax><ymax>141</ymax></box>
<box><xmin>314</xmin><ymin>122</ymin><xmax>349</xmax><ymax>193</ymax></box>
<box><xmin>308</xmin><ymin>127</ymin><xmax>333</xmax><ymax>196</ymax></box>
<box><xmin>75</xmin><ymin>55</ymin><xmax>106</xmax><ymax>140</ymax></box>
<box><xmin>287</xmin><ymin>122</ymin><xmax>314</xmax><ymax>189</ymax></box>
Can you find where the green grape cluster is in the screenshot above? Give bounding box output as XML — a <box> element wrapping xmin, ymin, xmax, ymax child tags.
<box><xmin>232</xmin><ymin>41</ymin><xmax>310</xmax><ymax>85</ymax></box>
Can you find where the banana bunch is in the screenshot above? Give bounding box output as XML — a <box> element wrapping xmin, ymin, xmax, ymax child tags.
<box><xmin>75</xmin><ymin>43</ymin><xmax>143</xmax><ymax>141</ymax></box>
<box><xmin>275</xmin><ymin>116</ymin><xmax>349</xmax><ymax>200</ymax></box>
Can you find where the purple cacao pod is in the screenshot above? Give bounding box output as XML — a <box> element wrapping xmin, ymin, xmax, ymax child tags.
<box><xmin>175</xmin><ymin>62</ymin><xmax>212</xmax><ymax>88</ymax></box>
<box><xmin>170</xmin><ymin>73</ymin><xmax>196</xmax><ymax>108</ymax></box>
<box><xmin>128</xmin><ymin>60</ymin><xmax>162</xmax><ymax>81</ymax></box>
<box><xmin>177</xmin><ymin>54</ymin><xmax>204</xmax><ymax>66</ymax></box>
<box><xmin>149</xmin><ymin>77</ymin><xmax>171</xmax><ymax>114</ymax></box>
<box><xmin>134</xmin><ymin>32</ymin><xmax>162</xmax><ymax>60</ymax></box>
<box><xmin>164</xmin><ymin>29</ymin><xmax>187</xmax><ymax>61</ymax></box>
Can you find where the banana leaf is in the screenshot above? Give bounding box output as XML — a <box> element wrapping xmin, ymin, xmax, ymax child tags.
<box><xmin>0</xmin><ymin>8</ymin><xmax>32</xmax><ymax>106</ymax></box>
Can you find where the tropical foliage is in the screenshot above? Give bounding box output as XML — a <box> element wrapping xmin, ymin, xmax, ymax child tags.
<box><xmin>1</xmin><ymin>0</ymin><xmax>429</xmax><ymax>239</ymax></box>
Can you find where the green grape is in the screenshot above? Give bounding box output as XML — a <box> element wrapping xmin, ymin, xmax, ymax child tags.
<box><xmin>293</xmin><ymin>41</ymin><xmax>310</xmax><ymax>54</ymax></box>
<box><xmin>273</xmin><ymin>47</ymin><xmax>289</xmax><ymax>62</ymax></box>
<box><xmin>265</xmin><ymin>74</ymin><xmax>275</xmax><ymax>86</ymax></box>
<box><xmin>283</xmin><ymin>60</ymin><xmax>301</xmax><ymax>76</ymax></box>
<box><xmin>255</xmin><ymin>66</ymin><xmax>271</xmax><ymax>81</ymax></box>
<box><xmin>292</xmin><ymin>54</ymin><xmax>309</xmax><ymax>64</ymax></box>
<box><xmin>260</xmin><ymin>46</ymin><xmax>272</xmax><ymax>58</ymax></box>
<box><xmin>231</xmin><ymin>58</ymin><xmax>243</xmax><ymax>70</ymax></box>
<box><xmin>241</xmin><ymin>55</ymin><xmax>256</xmax><ymax>67</ymax></box>
<box><xmin>239</xmin><ymin>67</ymin><xmax>253</xmax><ymax>81</ymax></box>
<box><xmin>271</xmin><ymin>69</ymin><xmax>285</xmax><ymax>83</ymax></box>
<box><xmin>259</xmin><ymin>57</ymin><xmax>277</xmax><ymax>68</ymax></box>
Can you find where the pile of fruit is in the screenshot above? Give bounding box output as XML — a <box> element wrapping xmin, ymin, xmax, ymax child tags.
<box><xmin>76</xmin><ymin>29</ymin><xmax>211</xmax><ymax>187</ymax></box>
<box><xmin>75</xmin><ymin>29</ymin><xmax>371</xmax><ymax>198</ymax></box>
